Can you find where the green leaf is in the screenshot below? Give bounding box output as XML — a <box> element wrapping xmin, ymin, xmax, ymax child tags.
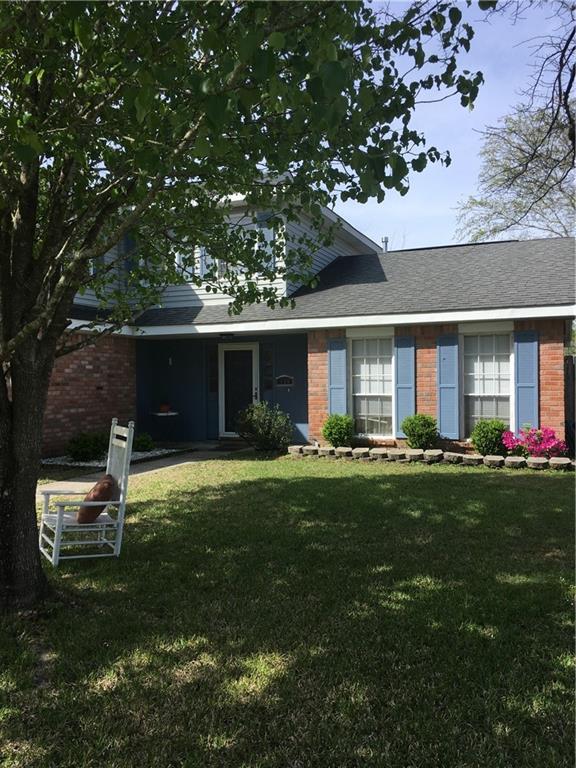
<box><xmin>306</xmin><ymin>76</ymin><xmax>324</xmax><ymax>101</ymax></box>
<box><xmin>320</xmin><ymin>61</ymin><xmax>347</xmax><ymax>99</ymax></box>
<box><xmin>449</xmin><ymin>7</ymin><xmax>462</xmax><ymax>26</ymax></box>
<box><xmin>268</xmin><ymin>31</ymin><xmax>285</xmax><ymax>50</ymax></box>
<box><xmin>134</xmin><ymin>88</ymin><xmax>153</xmax><ymax>124</ymax></box>
<box><xmin>389</xmin><ymin>154</ymin><xmax>408</xmax><ymax>184</ymax></box>
<box><xmin>73</xmin><ymin>16</ymin><xmax>91</xmax><ymax>50</ymax></box>
<box><xmin>204</xmin><ymin>93</ymin><xmax>228</xmax><ymax>128</ymax></box>
<box><xmin>411</xmin><ymin>153</ymin><xmax>427</xmax><ymax>172</ymax></box>
<box><xmin>203</xmin><ymin>29</ymin><xmax>221</xmax><ymax>51</ymax></box>
<box><xmin>323</xmin><ymin>42</ymin><xmax>338</xmax><ymax>62</ymax></box>
<box><xmin>238</xmin><ymin>32</ymin><xmax>260</xmax><ymax>63</ymax></box>
<box><xmin>191</xmin><ymin>135</ymin><xmax>212</xmax><ymax>157</ymax></box>
<box><xmin>20</xmin><ymin>127</ymin><xmax>43</xmax><ymax>154</ymax></box>
<box><xmin>431</xmin><ymin>12</ymin><xmax>445</xmax><ymax>32</ymax></box>
<box><xmin>253</xmin><ymin>48</ymin><xmax>275</xmax><ymax>81</ymax></box>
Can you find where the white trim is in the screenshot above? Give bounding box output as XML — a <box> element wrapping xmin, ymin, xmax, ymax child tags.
<box><xmin>320</xmin><ymin>206</ymin><xmax>382</xmax><ymax>254</ymax></box>
<box><xmin>132</xmin><ymin>304</ymin><xmax>576</xmax><ymax>338</ymax></box>
<box><xmin>391</xmin><ymin>342</ymin><xmax>397</xmax><ymax>439</ymax></box>
<box><xmin>509</xmin><ymin>340</ymin><xmax>516</xmax><ymax>435</ymax></box>
<box><xmin>346</xmin><ymin>326</ymin><xmax>394</xmax><ymax>338</ymax></box>
<box><xmin>218</xmin><ymin>342</ymin><xmax>260</xmax><ymax>437</ymax></box>
<box><xmin>458</xmin><ymin>321</ymin><xmax>513</xmax><ymax>334</ymax></box>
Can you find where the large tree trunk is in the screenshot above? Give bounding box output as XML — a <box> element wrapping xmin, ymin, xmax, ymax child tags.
<box><xmin>0</xmin><ymin>340</ymin><xmax>55</xmax><ymax>610</ymax></box>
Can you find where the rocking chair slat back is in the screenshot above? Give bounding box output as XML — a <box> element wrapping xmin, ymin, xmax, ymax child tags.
<box><xmin>39</xmin><ymin>418</ymin><xmax>135</xmax><ymax>566</ymax></box>
<box><xmin>106</xmin><ymin>418</ymin><xmax>134</xmax><ymax>503</ymax></box>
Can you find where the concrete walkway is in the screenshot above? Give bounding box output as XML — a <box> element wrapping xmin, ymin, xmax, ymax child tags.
<box><xmin>37</xmin><ymin>444</ymin><xmax>250</xmax><ymax>501</ymax></box>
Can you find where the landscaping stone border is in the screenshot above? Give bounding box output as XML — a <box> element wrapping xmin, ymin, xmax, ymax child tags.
<box><xmin>286</xmin><ymin>446</ymin><xmax>574</xmax><ymax>472</ymax></box>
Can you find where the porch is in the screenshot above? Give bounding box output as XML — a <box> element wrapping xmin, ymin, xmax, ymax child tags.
<box><xmin>136</xmin><ymin>334</ymin><xmax>308</xmax><ymax>444</ymax></box>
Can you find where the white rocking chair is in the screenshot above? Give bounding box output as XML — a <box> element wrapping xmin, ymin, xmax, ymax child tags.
<box><xmin>39</xmin><ymin>419</ymin><xmax>135</xmax><ymax>566</ymax></box>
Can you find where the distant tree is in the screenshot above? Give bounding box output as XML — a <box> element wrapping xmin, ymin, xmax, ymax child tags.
<box><xmin>457</xmin><ymin>105</ymin><xmax>574</xmax><ymax>240</ymax></box>
<box><xmin>457</xmin><ymin>0</ymin><xmax>575</xmax><ymax>241</ymax></box>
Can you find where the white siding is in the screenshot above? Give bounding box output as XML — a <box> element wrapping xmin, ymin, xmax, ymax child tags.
<box><xmin>159</xmin><ymin>209</ymin><xmax>287</xmax><ymax>308</ymax></box>
<box><xmin>73</xmin><ymin>209</ymin><xmax>375</xmax><ymax>311</ymax></box>
<box><xmin>159</xmin><ymin>278</ymin><xmax>287</xmax><ymax>307</ymax></box>
<box><xmin>285</xmin><ymin>216</ymin><xmax>364</xmax><ymax>295</ymax></box>
<box><xmin>74</xmin><ymin>242</ymin><xmax>123</xmax><ymax>308</ymax></box>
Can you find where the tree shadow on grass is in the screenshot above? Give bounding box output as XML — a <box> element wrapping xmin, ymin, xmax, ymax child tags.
<box><xmin>4</xmin><ymin>469</ymin><xmax>574</xmax><ymax>768</ymax></box>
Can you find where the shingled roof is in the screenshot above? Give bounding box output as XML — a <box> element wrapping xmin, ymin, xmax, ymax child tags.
<box><xmin>132</xmin><ymin>236</ymin><xmax>575</xmax><ymax>327</ymax></box>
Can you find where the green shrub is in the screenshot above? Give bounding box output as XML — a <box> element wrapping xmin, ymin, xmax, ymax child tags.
<box><xmin>236</xmin><ymin>401</ymin><xmax>294</xmax><ymax>452</ymax></box>
<box><xmin>66</xmin><ymin>431</ymin><xmax>109</xmax><ymax>462</ymax></box>
<box><xmin>401</xmin><ymin>413</ymin><xmax>439</xmax><ymax>449</ymax></box>
<box><xmin>133</xmin><ymin>432</ymin><xmax>155</xmax><ymax>452</ymax></box>
<box><xmin>322</xmin><ymin>414</ymin><xmax>354</xmax><ymax>448</ymax></box>
<box><xmin>470</xmin><ymin>419</ymin><xmax>507</xmax><ymax>455</ymax></box>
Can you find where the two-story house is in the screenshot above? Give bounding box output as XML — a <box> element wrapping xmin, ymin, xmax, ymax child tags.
<box><xmin>42</xmin><ymin>206</ymin><xmax>575</xmax><ymax>455</ymax></box>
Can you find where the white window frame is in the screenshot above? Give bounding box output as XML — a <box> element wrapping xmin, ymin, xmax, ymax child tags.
<box><xmin>347</xmin><ymin>334</ymin><xmax>395</xmax><ymax>439</ymax></box>
<box><xmin>459</xmin><ymin>330</ymin><xmax>515</xmax><ymax>440</ymax></box>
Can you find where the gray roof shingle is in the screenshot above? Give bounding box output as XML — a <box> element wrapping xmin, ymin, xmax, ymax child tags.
<box><xmin>136</xmin><ymin>237</ymin><xmax>575</xmax><ymax>327</ymax></box>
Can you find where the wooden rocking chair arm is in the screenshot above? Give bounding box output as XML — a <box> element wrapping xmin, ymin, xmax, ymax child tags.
<box><xmin>39</xmin><ymin>489</ymin><xmax>88</xmax><ymax>497</ymax></box>
<box><xmin>54</xmin><ymin>500</ymin><xmax>120</xmax><ymax>508</ymax></box>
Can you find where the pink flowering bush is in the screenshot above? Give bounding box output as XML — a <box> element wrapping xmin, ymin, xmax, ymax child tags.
<box><xmin>502</xmin><ymin>427</ymin><xmax>567</xmax><ymax>458</ymax></box>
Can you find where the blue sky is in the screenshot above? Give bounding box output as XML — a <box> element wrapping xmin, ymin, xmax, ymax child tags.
<box><xmin>335</xmin><ymin>2</ymin><xmax>559</xmax><ymax>250</ymax></box>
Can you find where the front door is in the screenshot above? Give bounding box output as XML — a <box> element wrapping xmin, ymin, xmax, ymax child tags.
<box><xmin>218</xmin><ymin>343</ymin><xmax>260</xmax><ymax>436</ymax></box>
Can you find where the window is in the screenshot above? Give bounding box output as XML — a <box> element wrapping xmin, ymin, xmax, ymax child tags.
<box><xmin>351</xmin><ymin>338</ymin><xmax>393</xmax><ymax>436</ymax></box>
<box><xmin>199</xmin><ymin>247</ymin><xmax>216</xmax><ymax>277</ymax></box>
<box><xmin>175</xmin><ymin>247</ymin><xmax>201</xmax><ymax>277</ymax></box>
<box><xmin>463</xmin><ymin>334</ymin><xmax>511</xmax><ymax>435</ymax></box>
<box><xmin>257</xmin><ymin>212</ymin><xmax>275</xmax><ymax>271</ymax></box>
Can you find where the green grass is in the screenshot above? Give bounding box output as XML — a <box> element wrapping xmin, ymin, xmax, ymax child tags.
<box><xmin>2</xmin><ymin>457</ymin><xmax>574</xmax><ymax>767</ymax></box>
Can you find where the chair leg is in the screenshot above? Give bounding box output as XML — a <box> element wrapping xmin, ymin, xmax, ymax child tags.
<box><xmin>52</xmin><ymin>507</ymin><xmax>64</xmax><ymax>567</ymax></box>
<box><xmin>114</xmin><ymin>525</ymin><xmax>123</xmax><ymax>556</ymax></box>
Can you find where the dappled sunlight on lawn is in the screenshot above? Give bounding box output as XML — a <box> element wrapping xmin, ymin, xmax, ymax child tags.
<box><xmin>2</xmin><ymin>458</ymin><xmax>574</xmax><ymax>768</ymax></box>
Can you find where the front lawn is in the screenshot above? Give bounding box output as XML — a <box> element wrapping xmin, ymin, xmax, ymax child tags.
<box><xmin>2</xmin><ymin>458</ymin><xmax>573</xmax><ymax>767</ymax></box>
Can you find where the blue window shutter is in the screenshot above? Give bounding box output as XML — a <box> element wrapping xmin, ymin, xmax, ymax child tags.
<box><xmin>395</xmin><ymin>336</ymin><xmax>415</xmax><ymax>437</ymax></box>
<box><xmin>515</xmin><ymin>331</ymin><xmax>539</xmax><ymax>432</ymax></box>
<box><xmin>328</xmin><ymin>338</ymin><xmax>347</xmax><ymax>415</ymax></box>
<box><xmin>437</xmin><ymin>334</ymin><xmax>460</xmax><ymax>439</ymax></box>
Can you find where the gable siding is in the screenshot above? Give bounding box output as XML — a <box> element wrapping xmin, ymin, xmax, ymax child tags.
<box><xmin>74</xmin><ymin>242</ymin><xmax>123</xmax><ymax>308</ymax></box>
<box><xmin>285</xmin><ymin>216</ymin><xmax>365</xmax><ymax>295</ymax></box>
<box><xmin>159</xmin><ymin>210</ymin><xmax>286</xmax><ymax>308</ymax></box>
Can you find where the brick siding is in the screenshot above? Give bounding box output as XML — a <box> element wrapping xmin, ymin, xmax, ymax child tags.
<box><xmin>307</xmin><ymin>328</ymin><xmax>345</xmax><ymax>441</ymax></box>
<box><xmin>401</xmin><ymin>324</ymin><xmax>458</xmax><ymax>418</ymax></box>
<box><xmin>43</xmin><ymin>334</ymin><xmax>136</xmax><ymax>456</ymax></box>
<box><xmin>306</xmin><ymin>319</ymin><xmax>569</xmax><ymax>445</ymax></box>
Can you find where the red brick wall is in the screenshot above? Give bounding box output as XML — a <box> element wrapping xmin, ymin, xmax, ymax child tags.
<box><xmin>306</xmin><ymin>319</ymin><xmax>569</xmax><ymax>445</ymax></box>
<box><xmin>43</xmin><ymin>334</ymin><xmax>136</xmax><ymax>456</ymax></box>
<box><xmin>401</xmin><ymin>324</ymin><xmax>458</xmax><ymax>418</ymax></box>
<box><xmin>515</xmin><ymin>318</ymin><xmax>567</xmax><ymax>439</ymax></box>
<box><xmin>307</xmin><ymin>328</ymin><xmax>345</xmax><ymax>441</ymax></box>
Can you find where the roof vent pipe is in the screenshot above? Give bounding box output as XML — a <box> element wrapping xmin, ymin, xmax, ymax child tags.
<box><xmin>381</xmin><ymin>236</ymin><xmax>389</xmax><ymax>253</ymax></box>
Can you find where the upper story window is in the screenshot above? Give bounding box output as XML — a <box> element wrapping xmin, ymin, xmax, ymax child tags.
<box><xmin>463</xmin><ymin>334</ymin><xmax>511</xmax><ymax>435</ymax></box>
<box><xmin>256</xmin><ymin>212</ymin><xmax>275</xmax><ymax>271</ymax></box>
<box><xmin>351</xmin><ymin>337</ymin><xmax>393</xmax><ymax>436</ymax></box>
<box><xmin>175</xmin><ymin>247</ymin><xmax>218</xmax><ymax>278</ymax></box>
